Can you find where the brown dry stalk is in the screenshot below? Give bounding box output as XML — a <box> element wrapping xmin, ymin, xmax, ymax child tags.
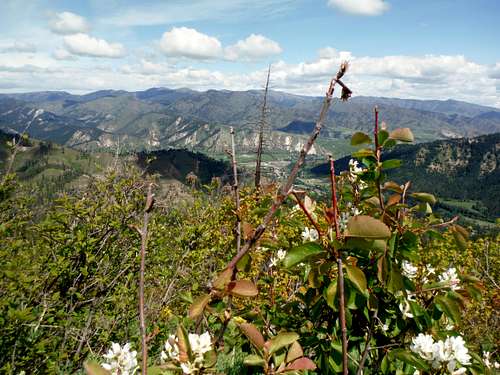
<box><xmin>226</xmin><ymin>62</ymin><xmax>351</xmax><ymax>270</ymax></box>
<box><xmin>255</xmin><ymin>64</ymin><xmax>271</xmax><ymax>190</ymax></box>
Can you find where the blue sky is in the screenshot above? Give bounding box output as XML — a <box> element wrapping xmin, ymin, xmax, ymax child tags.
<box><xmin>0</xmin><ymin>0</ymin><xmax>499</xmax><ymax>107</ymax></box>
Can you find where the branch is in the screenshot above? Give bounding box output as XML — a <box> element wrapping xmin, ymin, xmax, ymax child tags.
<box><xmin>226</xmin><ymin>62</ymin><xmax>351</xmax><ymax>270</ymax></box>
<box><xmin>328</xmin><ymin>155</ymin><xmax>341</xmax><ymax>240</ymax></box>
<box><xmin>139</xmin><ymin>183</ymin><xmax>154</xmax><ymax>375</ymax></box>
<box><xmin>255</xmin><ymin>64</ymin><xmax>271</xmax><ymax>190</ymax></box>
<box><xmin>374</xmin><ymin>107</ymin><xmax>385</xmax><ymax>211</ymax></box>
<box><xmin>291</xmin><ymin>191</ymin><xmax>322</xmax><ymax>238</ymax></box>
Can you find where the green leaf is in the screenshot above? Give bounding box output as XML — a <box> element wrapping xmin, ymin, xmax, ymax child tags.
<box><xmin>387</xmin><ymin>263</ymin><xmax>404</xmax><ymax>294</ymax></box>
<box><xmin>243</xmin><ymin>354</ymin><xmax>265</xmax><ymax>367</ymax></box>
<box><xmin>84</xmin><ymin>362</ymin><xmax>111</xmax><ymax>375</ymax></box>
<box><xmin>378</xmin><ymin>129</ymin><xmax>390</xmax><ymax>146</ymax></box>
<box><xmin>324</xmin><ymin>279</ymin><xmax>338</xmax><ymax>310</ymax></box>
<box><xmin>345</xmin><ymin>264</ymin><xmax>368</xmax><ymax>296</ymax></box>
<box><xmin>352</xmin><ymin>148</ymin><xmax>375</xmax><ymax>159</ymax></box>
<box><xmin>381</xmin><ymin>159</ymin><xmax>402</xmax><ymax>170</ymax></box>
<box><xmin>434</xmin><ymin>295</ymin><xmax>461</xmax><ymax>324</ymax></box>
<box><xmin>227</xmin><ymin>280</ymin><xmax>258</xmax><ymax>298</ymax></box>
<box><xmin>389</xmin><ymin>349</ymin><xmax>429</xmax><ymax>370</ymax></box>
<box><xmin>346</xmin><ymin>215</ymin><xmax>391</xmax><ymax>239</ymax></box>
<box><xmin>389</xmin><ymin>128</ymin><xmax>414</xmax><ymax>142</ymax></box>
<box><xmin>189</xmin><ymin>293</ymin><xmax>211</xmax><ymax>319</ymax></box>
<box><xmin>267</xmin><ymin>332</ymin><xmax>299</xmax><ymax>355</ymax></box>
<box><xmin>351</xmin><ymin>132</ymin><xmax>372</xmax><ymax>146</ymax></box>
<box><xmin>239</xmin><ymin>323</ymin><xmax>265</xmax><ymax>350</ymax></box>
<box><xmin>283</xmin><ymin>242</ymin><xmax>325</xmax><ymax>268</ymax></box>
<box><xmin>410</xmin><ymin>192</ymin><xmax>437</xmax><ymax>205</ymax></box>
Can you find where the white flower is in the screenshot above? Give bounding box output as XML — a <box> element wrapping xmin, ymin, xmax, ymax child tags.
<box><xmin>438</xmin><ymin>268</ymin><xmax>460</xmax><ymax>290</ymax></box>
<box><xmin>276</xmin><ymin>249</ymin><xmax>287</xmax><ymax>260</ymax></box>
<box><xmin>402</xmin><ymin>261</ymin><xmax>418</xmax><ymax>279</ymax></box>
<box><xmin>161</xmin><ymin>335</ymin><xmax>180</xmax><ymax>362</ymax></box>
<box><xmin>447</xmin><ymin>336</ymin><xmax>471</xmax><ymax>365</ymax></box>
<box><xmin>399</xmin><ymin>298</ymin><xmax>414</xmax><ymax>319</ymax></box>
<box><xmin>349</xmin><ymin>159</ymin><xmax>363</xmax><ymax>174</ymax></box>
<box><xmin>411</xmin><ymin>333</ymin><xmax>435</xmax><ymax>361</ymax></box>
<box><xmin>483</xmin><ymin>351</ymin><xmax>499</xmax><ymax>369</ymax></box>
<box><xmin>102</xmin><ymin>342</ymin><xmax>138</xmax><ymax>375</ymax></box>
<box><xmin>268</xmin><ymin>257</ymin><xmax>278</xmax><ymax>268</ymax></box>
<box><xmin>180</xmin><ymin>361</ymin><xmax>197</xmax><ymax>374</ymax></box>
<box><xmin>188</xmin><ymin>331</ymin><xmax>212</xmax><ymax>363</ymax></box>
<box><xmin>301</xmin><ymin>227</ymin><xmax>319</xmax><ymax>242</ymax></box>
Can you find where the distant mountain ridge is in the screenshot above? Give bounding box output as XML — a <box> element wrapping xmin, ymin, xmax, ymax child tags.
<box><xmin>310</xmin><ymin>132</ymin><xmax>500</xmax><ymax>220</ymax></box>
<box><xmin>1</xmin><ymin>88</ymin><xmax>499</xmax><ymax>157</ymax></box>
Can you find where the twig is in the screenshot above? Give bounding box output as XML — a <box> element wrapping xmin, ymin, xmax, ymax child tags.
<box><xmin>356</xmin><ymin>311</ymin><xmax>377</xmax><ymax>375</ymax></box>
<box><xmin>374</xmin><ymin>107</ymin><xmax>385</xmax><ymax>211</ymax></box>
<box><xmin>329</xmin><ymin>154</ymin><xmax>349</xmax><ymax>375</ymax></box>
<box><xmin>255</xmin><ymin>64</ymin><xmax>271</xmax><ymax>190</ymax></box>
<box><xmin>291</xmin><ymin>191</ymin><xmax>322</xmax><ymax>239</ymax></box>
<box><xmin>230</xmin><ymin>127</ymin><xmax>241</xmax><ymax>254</ymax></box>
<box><xmin>139</xmin><ymin>183</ymin><xmax>154</xmax><ymax>375</ymax></box>
<box><xmin>337</xmin><ymin>256</ymin><xmax>348</xmax><ymax>375</ymax></box>
<box><xmin>328</xmin><ymin>155</ymin><xmax>341</xmax><ymax>240</ymax></box>
<box><xmin>226</xmin><ymin>62</ymin><xmax>351</xmax><ymax>270</ymax></box>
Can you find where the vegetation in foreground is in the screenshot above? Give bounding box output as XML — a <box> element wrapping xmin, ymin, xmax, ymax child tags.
<box><xmin>1</xmin><ymin>64</ymin><xmax>499</xmax><ymax>374</ymax></box>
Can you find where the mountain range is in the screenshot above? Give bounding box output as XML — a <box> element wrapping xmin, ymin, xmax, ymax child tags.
<box><xmin>1</xmin><ymin>88</ymin><xmax>499</xmax><ymax>159</ymax></box>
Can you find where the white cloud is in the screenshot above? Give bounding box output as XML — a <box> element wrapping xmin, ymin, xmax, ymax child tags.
<box><xmin>225</xmin><ymin>34</ymin><xmax>282</xmax><ymax>61</ymax></box>
<box><xmin>159</xmin><ymin>27</ymin><xmax>222</xmax><ymax>60</ymax></box>
<box><xmin>49</xmin><ymin>11</ymin><xmax>90</xmax><ymax>35</ymax></box>
<box><xmin>53</xmin><ymin>48</ymin><xmax>76</xmax><ymax>61</ymax></box>
<box><xmin>0</xmin><ymin>41</ymin><xmax>36</xmax><ymax>53</ymax></box>
<box><xmin>327</xmin><ymin>0</ymin><xmax>389</xmax><ymax>16</ymax></box>
<box><xmin>63</xmin><ymin>33</ymin><xmax>126</xmax><ymax>58</ymax></box>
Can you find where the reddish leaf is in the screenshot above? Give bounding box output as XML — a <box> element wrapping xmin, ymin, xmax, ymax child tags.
<box><xmin>227</xmin><ymin>280</ymin><xmax>258</xmax><ymax>297</ymax></box>
<box><xmin>189</xmin><ymin>293</ymin><xmax>211</xmax><ymax>319</ymax></box>
<box><xmin>285</xmin><ymin>357</ymin><xmax>317</xmax><ymax>371</ymax></box>
<box><xmin>239</xmin><ymin>323</ymin><xmax>265</xmax><ymax>350</ymax></box>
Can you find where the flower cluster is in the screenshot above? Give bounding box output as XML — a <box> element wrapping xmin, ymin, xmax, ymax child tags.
<box><xmin>401</xmin><ymin>260</ymin><xmax>418</xmax><ymax>279</ymax></box>
<box><xmin>269</xmin><ymin>249</ymin><xmax>287</xmax><ymax>268</ymax></box>
<box><xmin>410</xmin><ymin>334</ymin><xmax>471</xmax><ymax>374</ymax></box>
<box><xmin>301</xmin><ymin>227</ymin><xmax>319</xmax><ymax>242</ymax></box>
<box><xmin>339</xmin><ymin>202</ymin><xmax>362</xmax><ymax>232</ymax></box>
<box><xmin>347</xmin><ymin>159</ymin><xmax>367</xmax><ymax>189</ymax></box>
<box><xmin>483</xmin><ymin>351</ymin><xmax>500</xmax><ymax>369</ymax></box>
<box><xmin>161</xmin><ymin>332</ymin><xmax>212</xmax><ymax>374</ymax></box>
<box><xmin>102</xmin><ymin>343</ymin><xmax>138</xmax><ymax>375</ymax></box>
<box><xmin>438</xmin><ymin>267</ymin><xmax>461</xmax><ymax>290</ymax></box>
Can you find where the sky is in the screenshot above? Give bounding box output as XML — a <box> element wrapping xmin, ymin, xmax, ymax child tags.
<box><xmin>0</xmin><ymin>0</ymin><xmax>499</xmax><ymax>107</ymax></box>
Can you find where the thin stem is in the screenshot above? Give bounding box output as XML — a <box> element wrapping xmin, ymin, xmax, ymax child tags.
<box><xmin>291</xmin><ymin>191</ymin><xmax>322</xmax><ymax>238</ymax></box>
<box><xmin>255</xmin><ymin>64</ymin><xmax>271</xmax><ymax>190</ymax></box>
<box><xmin>337</xmin><ymin>257</ymin><xmax>348</xmax><ymax>375</ymax></box>
<box><xmin>226</xmin><ymin>62</ymin><xmax>350</xmax><ymax>270</ymax></box>
<box><xmin>356</xmin><ymin>311</ymin><xmax>377</xmax><ymax>375</ymax></box>
<box><xmin>328</xmin><ymin>155</ymin><xmax>341</xmax><ymax>240</ymax></box>
<box><xmin>229</xmin><ymin>127</ymin><xmax>241</xmax><ymax>254</ymax></box>
<box><xmin>139</xmin><ymin>183</ymin><xmax>154</xmax><ymax>375</ymax></box>
<box><xmin>374</xmin><ymin>107</ymin><xmax>385</xmax><ymax>211</ymax></box>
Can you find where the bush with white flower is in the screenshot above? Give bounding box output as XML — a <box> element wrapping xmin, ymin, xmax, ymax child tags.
<box><xmin>101</xmin><ymin>343</ymin><xmax>138</xmax><ymax>375</ymax></box>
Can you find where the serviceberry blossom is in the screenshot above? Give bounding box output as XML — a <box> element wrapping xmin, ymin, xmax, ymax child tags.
<box><xmin>402</xmin><ymin>261</ymin><xmax>418</xmax><ymax>279</ymax></box>
<box><xmin>438</xmin><ymin>267</ymin><xmax>461</xmax><ymax>290</ymax></box>
<box><xmin>339</xmin><ymin>203</ymin><xmax>362</xmax><ymax>232</ymax></box>
<box><xmin>411</xmin><ymin>334</ymin><xmax>471</xmax><ymax>374</ymax></box>
<box><xmin>483</xmin><ymin>351</ymin><xmax>500</xmax><ymax>369</ymax></box>
<box><xmin>102</xmin><ymin>342</ymin><xmax>138</xmax><ymax>375</ymax></box>
<box><xmin>161</xmin><ymin>331</ymin><xmax>212</xmax><ymax>374</ymax></box>
<box><xmin>348</xmin><ymin>159</ymin><xmax>368</xmax><ymax>189</ymax></box>
<box><xmin>268</xmin><ymin>249</ymin><xmax>287</xmax><ymax>268</ymax></box>
<box><xmin>301</xmin><ymin>227</ymin><xmax>319</xmax><ymax>242</ymax></box>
